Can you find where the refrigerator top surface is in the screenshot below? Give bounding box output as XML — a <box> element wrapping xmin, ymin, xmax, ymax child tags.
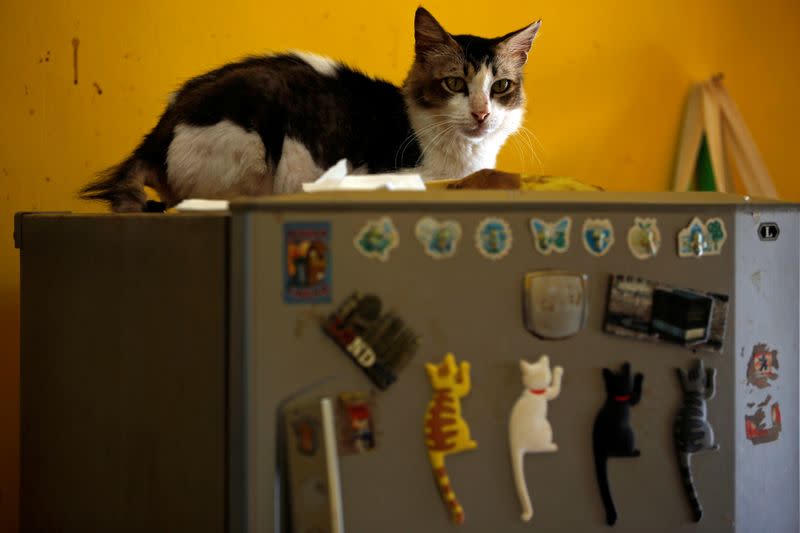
<box><xmin>229</xmin><ymin>190</ymin><xmax>795</xmax><ymax>212</ymax></box>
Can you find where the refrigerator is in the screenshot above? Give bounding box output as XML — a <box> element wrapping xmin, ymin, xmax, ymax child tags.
<box><xmin>17</xmin><ymin>191</ymin><xmax>799</xmax><ymax>532</ymax></box>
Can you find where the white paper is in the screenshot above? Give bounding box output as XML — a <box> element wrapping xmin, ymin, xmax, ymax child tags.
<box><xmin>302</xmin><ymin>159</ymin><xmax>426</xmax><ymax>192</ymax></box>
<box><xmin>174</xmin><ymin>199</ymin><xmax>230</xmax><ymax>211</ymax></box>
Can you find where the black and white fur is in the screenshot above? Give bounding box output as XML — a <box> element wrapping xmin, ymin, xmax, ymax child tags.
<box><xmin>80</xmin><ymin>8</ymin><xmax>541</xmax><ymax>212</ymax></box>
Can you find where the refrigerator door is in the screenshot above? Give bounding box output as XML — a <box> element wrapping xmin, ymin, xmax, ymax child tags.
<box><xmin>230</xmin><ymin>192</ymin><xmax>799</xmax><ymax>533</ymax></box>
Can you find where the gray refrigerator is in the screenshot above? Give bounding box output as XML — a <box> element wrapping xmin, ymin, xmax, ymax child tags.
<box><xmin>17</xmin><ymin>191</ymin><xmax>799</xmax><ymax>532</ymax></box>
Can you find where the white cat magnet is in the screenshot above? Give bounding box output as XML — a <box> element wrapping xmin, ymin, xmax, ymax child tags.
<box><xmin>509</xmin><ymin>355</ymin><xmax>563</xmax><ymax>522</ymax></box>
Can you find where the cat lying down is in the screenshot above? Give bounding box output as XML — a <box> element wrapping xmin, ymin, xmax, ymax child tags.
<box><xmin>80</xmin><ymin>7</ymin><xmax>542</xmax><ymax>212</ymax></box>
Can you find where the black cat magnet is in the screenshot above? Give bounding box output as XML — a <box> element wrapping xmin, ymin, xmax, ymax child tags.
<box><xmin>323</xmin><ymin>292</ymin><xmax>420</xmax><ymax>390</ymax></box>
<box><xmin>592</xmin><ymin>362</ymin><xmax>643</xmax><ymax>526</ymax></box>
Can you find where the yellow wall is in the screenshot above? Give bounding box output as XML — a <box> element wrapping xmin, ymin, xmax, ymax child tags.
<box><xmin>2</xmin><ymin>0</ymin><xmax>799</xmax><ymax>528</ymax></box>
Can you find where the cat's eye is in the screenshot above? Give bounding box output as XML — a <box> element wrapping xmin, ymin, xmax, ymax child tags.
<box><xmin>491</xmin><ymin>79</ymin><xmax>513</xmax><ymax>94</ymax></box>
<box><xmin>443</xmin><ymin>77</ymin><xmax>466</xmax><ymax>93</ymax></box>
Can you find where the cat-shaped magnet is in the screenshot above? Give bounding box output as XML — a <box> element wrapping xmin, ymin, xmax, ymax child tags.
<box><xmin>674</xmin><ymin>359</ymin><xmax>719</xmax><ymax>522</ymax></box>
<box><xmin>424</xmin><ymin>353</ymin><xmax>478</xmax><ymax>525</ymax></box>
<box><xmin>593</xmin><ymin>362</ymin><xmax>643</xmax><ymax>526</ymax></box>
<box><xmin>509</xmin><ymin>355</ymin><xmax>563</xmax><ymax>522</ymax></box>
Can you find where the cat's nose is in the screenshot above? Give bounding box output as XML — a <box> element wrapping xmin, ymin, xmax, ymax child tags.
<box><xmin>472</xmin><ymin>111</ymin><xmax>490</xmax><ymax>123</ymax></box>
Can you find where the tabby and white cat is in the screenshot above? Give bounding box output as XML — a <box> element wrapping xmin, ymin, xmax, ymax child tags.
<box><xmin>509</xmin><ymin>355</ymin><xmax>563</xmax><ymax>522</ymax></box>
<box><xmin>80</xmin><ymin>8</ymin><xmax>541</xmax><ymax>212</ymax></box>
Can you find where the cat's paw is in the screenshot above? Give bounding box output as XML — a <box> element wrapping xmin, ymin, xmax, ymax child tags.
<box><xmin>711</xmin><ymin>444</ymin><xmax>720</xmax><ymax>451</ymax></box>
<box><xmin>606</xmin><ymin>509</ymin><xmax>618</xmax><ymax>526</ymax></box>
<box><xmin>521</xmin><ymin>509</ymin><xmax>533</xmax><ymax>522</ymax></box>
<box><xmin>630</xmin><ymin>449</ymin><xmax>641</xmax><ymax>457</ymax></box>
<box><xmin>545</xmin><ymin>442</ymin><xmax>558</xmax><ymax>452</ymax></box>
<box><xmin>553</xmin><ymin>366</ymin><xmax>564</xmax><ymax>379</ymax></box>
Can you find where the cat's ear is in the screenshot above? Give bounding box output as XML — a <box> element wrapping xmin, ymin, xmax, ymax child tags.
<box><xmin>519</xmin><ymin>360</ymin><xmax>530</xmax><ymax>373</ymax></box>
<box><xmin>496</xmin><ymin>19</ymin><xmax>541</xmax><ymax>68</ymax></box>
<box><xmin>414</xmin><ymin>7</ymin><xmax>458</xmax><ymax>57</ymax></box>
<box><xmin>538</xmin><ymin>354</ymin><xmax>550</xmax><ymax>366</ymax></box>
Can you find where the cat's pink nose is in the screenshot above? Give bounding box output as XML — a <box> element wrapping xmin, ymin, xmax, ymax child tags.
<box><xmin>472</xmin><ymin>111</ymin><xmax>490</xmax><ymax>123</ymax></box>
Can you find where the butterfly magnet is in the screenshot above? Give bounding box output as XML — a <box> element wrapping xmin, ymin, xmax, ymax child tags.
<box><xmin>415</xmin><ymin>217</ymin><xmax>462</xmax><ymax>259</ymax></box>
<box><xmin>529</xmin><ymin>216</ymin><xmax>571</xmax><ymax>255</ymax></box>
<box><xmin>582</xmin><ymin>219</ymin><xmax>615</xmax><ymax>257</ymax></box>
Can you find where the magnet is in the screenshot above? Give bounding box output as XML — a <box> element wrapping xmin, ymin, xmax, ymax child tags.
<box><xmin>337</xmin><ymin>392</ymin><xmax>376</xmax><ymax>454</ymax></box>
<box><xmin>415</xmin><ymin>217</ymin><xmax>462</xmax><ymax>259</ymax></box>
<box><xmin>284</xmin><ymin>222</ymin><xmax>332</xmax><ymax>303</ymax></box>
<box><xmin>745</xmin><ymin>402</ymin><xmax>782</xmax><ymax>445</ymax></box>
<box><xmin>292</xmin><ymin>416</ymin><xmax>320</xmax><ymax>456</ymax></box>
<box><xmin>626</xmin><ymin>217</ymin><xmax>661</xmax><ymax>259</ymax></box>
<box><xmin>323</xmin><ymin>292</ymin><xmax>419</xmax><ymax>389</ymax></box>
<box><xmin>677</xmin><ymin>217</ymin><xmax>727</xmax><ymax>258</ymax></box>
<box><xmin>424</xmin><ymin>353</ymin><xmax>478</xmax><ymax>525</ymax></box>
<box><xmin>593</xmin><ymin>362</ymin><xmax>643</xmax><ymax>526</ymax></box>
<box><xmin>604</xmin><ymin>275</ymin><xmax>729</xmax><ymax>352</ymax></box>
<box><xmin>354</xmin><ymin>217</ymin><xmax>399</xmax><ymax>261</ymax></box>
<box><xmin>582</xmin><ymin>219</ymin><xmax>615</xmax><ymax>257</ymax></box>
<box><xmin>529</xmin><ymin>216</ymin><xmax>571</xmax><ymax>255</ymax></box>
<box><xmin>746</xmin><ymin>343</ymin><xmax>779</xmax><ymax>388</ymax></box>
<box><xmin>475</xmin><ymin>217</ymin><xmax>512</xmax><ymax>260</ymax></box>
<box><xmin>523</xmin><ymin>271</ymin><xmax>588</xmax><ymax>340</ymax></box>
<box><xmin>509</xmin><ymin>355</ymin><xmax>563</xmax><ymax>522</ymax></box>
<box><xmin>674</xmin><ymin>359</ymin><xmax>719</xmax><ymax>522</ymax></box>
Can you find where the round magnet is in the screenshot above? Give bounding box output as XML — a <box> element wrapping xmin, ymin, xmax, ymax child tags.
<box><xmin>529</xmin><ymin>217</ymin><xmax>571</xmax><ymax>255</ymax></box>
<box><xmin>475</xmin><ymin>217</ymin><xmax>513</xmax><ymax>260</ymax></box>
<box><xmin>627</xmin><ymin>217</ymin><xmax>661</xmax><ymax>260</ymax></box>
<box><xmin>354</xmin><ymin>217</ymin><xmax>399</xmax><ymax>261</ymax></box>
<box><xmin>415</xmin><ymin>217</ymin><xmax>462</xmax><ymax>259</ymax></box>
<box><xmin>582</xmin><ymin>219</ymin><xmax>615</xmax><ymax>257</ymax></box>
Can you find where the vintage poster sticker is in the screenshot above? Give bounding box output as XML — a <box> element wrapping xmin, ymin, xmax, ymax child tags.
<box><xmin>475</xmin><ymin>217</ymin><xmax>513</xmax><ymax>260</ymax></box>
<box><xmin>582</xmin><ymin>218</ymin><xmax>615</xmax><ymax>257</ymax></box>
<box><xmin>677</xmin><ymin>217</ymin><xmax>727</xmax><ymax>258</ymax></box>
<box><xmin>529</xmin><ymin>216</ymin><xmax>571</xmax><ymax>255</ymax></box>
<box><xmin>354</xmin><ymin>217</ymin><xmax>399</xmax><ymax>261</ymax></box>
<box><xmin>627</xmin><ymin>217</ymin><xmax>661</xmax><ymax>260</ymax></box>
<box><xmin>284</xmin><ymin>222</ymin><xmax>332</xmax><ymax>304</ymax></box>
<box><xmin>415</xmin><ymin>217</ymin><xmax>462</xmax><ymax>259</ymax></box>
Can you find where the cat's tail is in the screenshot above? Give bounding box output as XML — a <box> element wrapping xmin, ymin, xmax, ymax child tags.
<box><xmin>593</xmin><ymin>441</ymin><xmax>617</xmax><ymax>526</ymax></box>
<box><xmin>429</xmin><ymin>452</ymin><xmax>465</xmax><ymax>525</ymax></box>
<box><xmin>511</xmin><ymin>449</ymin><xmax>533</xmax><ymax>521</ymax></box>
<box><xmin>80</xmin><ymin>111</ymin><xmax>175</xmax><ymax>212</ymax></box>
<box><xmin>678</xmin><ymin>450</ymin><xmax>702</xmax><ymax>521</ymax></box>
<box><xmin>79</xmin><ymin>156</ymin><xmax>161</xmax><ymax>212</ymax></box>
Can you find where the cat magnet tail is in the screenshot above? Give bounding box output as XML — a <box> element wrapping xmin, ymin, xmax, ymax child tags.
<box><xmin>592</xmin><ymin>362</ymin><xmax>643</xmax><ymax>526</ymax></box>
<box><xmin>424</xmin><ymin>353</ymin><xmax>477</xmax><ymax>525</ymax></box>
<box><xmin>675</xmin><ymin>359</ymin><xmax>719</xmax><ymax>522</ymax></box>
<box><xmin>508</xmin><ymin>355</ymin><xmax>563</xmax><ymax>522</ymax></box>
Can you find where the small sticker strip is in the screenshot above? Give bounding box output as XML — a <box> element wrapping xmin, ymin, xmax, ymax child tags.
<box><xmin>475</xmin><ymin>217</ymin><xmax>513</xmax><ymax>260</ymax></box>
<box><xmin>415</xmin><ymin>217</ymin><xmax>462</xmax><ymax>259</ymax></box>
<box><xmin>284</xmin><ymin>222</ymin><xmax>332</xmax><ymax>304</ymax></box>
<box><xmin>746</xmin><ymin>343</ymin><xmax>779</xmax><ymax>388</ymax></box>
<box><xmin>627</xmin><ymin>217</ymin><xmax>661</xmax><ymax>260</ymax></box>
<box><xmin>323</xmin><ymin>292</ymin><xmax>419</xmax><ymax>390</ymax></box>
<box><xmin>354</xmin><ymin>217</ymin><xmax>399</xmax><ymax>261</ymax></box>
<box><xmin>529</xmin><ymin>216</ymin><xmax>571</xmax><ymax>255</ymax></box>
<box><xmin>677</xmin><ymin>217</ymin><xmax>727</xmax><ymax>258</ymax></box>
<box><xmin>582</xmin><ymin>218</ymin><xmax>615</xmax><ymax>257</ymax></box>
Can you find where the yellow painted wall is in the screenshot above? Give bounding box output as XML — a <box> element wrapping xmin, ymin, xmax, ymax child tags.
<box><xmin>2</xmin><ymin>0</ymin><xmax>799</xmax><ymax>528</ymax></box>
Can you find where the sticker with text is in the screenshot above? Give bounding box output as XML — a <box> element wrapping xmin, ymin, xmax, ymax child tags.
<box><xmin>284</xmin><ymin>222</ymin><xmax>332</xmax><ymax>304</ymax></box>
